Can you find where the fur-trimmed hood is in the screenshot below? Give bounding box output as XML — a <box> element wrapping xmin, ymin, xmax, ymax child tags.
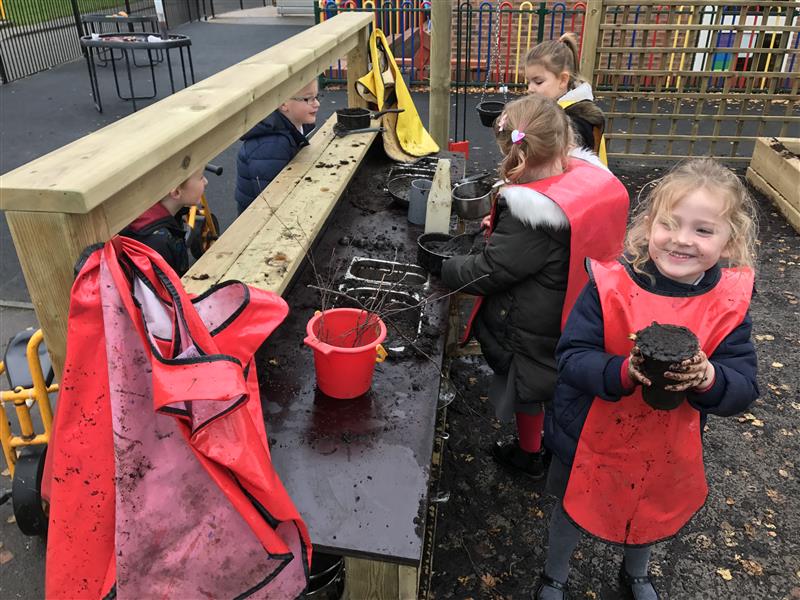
<box><xmin>499</xmin><ymin>147</ymin><xmax>609</xmax><ymax>230</ymax></box>
<box><xmin>559</xmin><ymin>82</ymin><xmax>605</xmax><ymax>130</ymax></box>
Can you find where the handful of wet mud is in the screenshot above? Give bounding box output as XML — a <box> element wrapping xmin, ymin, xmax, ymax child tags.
<box><xmin>422</xmin><ymin>232</ymin><xmax>484</xmax><ymax>258</ymax></box>
<box><xmin>634</xmin><ymin>322</ymin><xmax>700</xmax><ymax>411</ymax></box>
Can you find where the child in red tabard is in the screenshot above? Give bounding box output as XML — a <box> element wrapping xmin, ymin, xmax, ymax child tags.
<box><xmin>441</xmin><ymin>95</ymin><xmax>628</xmax><ymax>479</ymax></box>
<box><xmin>120</xmin><ymin>167</ymin><xmax>207</xmax><ymax>276</ymax></box>
<box><xmin>537</xmin><ymin>158</ymin><xmax>759</xmax><ymax>600</ymax></box>
<box><xmin>525</xmin><ymin>32</ymin><xmax>606</xmax><ymax>159</ymax></box>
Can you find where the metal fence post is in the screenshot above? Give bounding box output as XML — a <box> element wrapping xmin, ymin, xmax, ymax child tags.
<box><xmin>579</xmin><ymin>0</ymin><xmax>603</xmax><ymax>85</ymax></box>
<box><xmin>69</xmin><ymin>0</ymin><xmax>87</xmax><ymax>56</ymax></box>
<box><xmin>536</xmin><ymin>2</ymin><xmax>546</xmax><ymax>42</ymax></box>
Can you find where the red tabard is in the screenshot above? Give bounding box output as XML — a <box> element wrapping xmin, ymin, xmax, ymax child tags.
<box><xmin>562</xmin><ymin>259</ymin><xmax>754</xmax><ymax>545</ymax></box>
<box><xmin>44</xmin><ymin>238</ymin><xmax>311</xmax><ymax>599</ymax></box>
<box><xmin>461</xmin><ymin>158</ymin><xmax>628</xmax><ymax>343</ymax></box>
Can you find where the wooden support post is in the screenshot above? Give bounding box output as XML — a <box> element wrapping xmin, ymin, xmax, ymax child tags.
<box><xmin>579</xmin><ymin>0</ymin><xmax>604</xmax><ymax>86</ymax></box>
<box><xmin>347</xmin><ymin>26</ymin><xmax>369</xmax><ymax>109</ymax></box>
<box><xmin>343</xmin><ymin>558</ymin><xmax>418</xmax><ymax>600</ymax></box>
<box><xmin>428</xmin><ymin>0</ymin><xmax>452</xmax><ymax>148</ymax></box>
<box><xmin>424</xmin><ymin>158</ymin><xmax>451</xmax><ymax>234</ymax></box>
<box><xmin>5</xmin><ymin>210</ymin><xmax>111</xmax><ymax>376</ymax></box>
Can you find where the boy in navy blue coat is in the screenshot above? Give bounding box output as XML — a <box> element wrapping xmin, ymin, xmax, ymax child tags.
<box><xmin>234</xmin><ymin>80</ymin><xmax>319</xmax><ymax>214</ymax></box>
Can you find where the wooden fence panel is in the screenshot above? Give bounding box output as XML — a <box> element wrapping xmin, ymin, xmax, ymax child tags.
<box><xmin>590</xmin><ymin>0</ymin><xmax>799</xmax><ymax>165</ymax></box>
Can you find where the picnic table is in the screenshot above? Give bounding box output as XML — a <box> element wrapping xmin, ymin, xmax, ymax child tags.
<box><xmin>79</xmin><ymin>32</ymin><xmax>194</xmax><ymax>112</ymax></box>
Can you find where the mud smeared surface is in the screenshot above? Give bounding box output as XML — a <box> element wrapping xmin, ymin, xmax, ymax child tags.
<box><xmin>255</xmin><ymin>147</ymin><xmax>451</xmax><ymax>562</ymax></box>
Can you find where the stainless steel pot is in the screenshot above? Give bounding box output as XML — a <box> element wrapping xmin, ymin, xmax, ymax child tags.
<box><xmin>452</xmin><ymin>180</ymin><xmax>493</xmax><ymax>220</ymax></box>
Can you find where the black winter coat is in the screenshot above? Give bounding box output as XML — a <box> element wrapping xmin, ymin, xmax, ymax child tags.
<box><xmin>120</xmin><ymin>204</ymin><xmax>189</xmax><ymax>276</ymax></box>
<box><xmin>234</xmin><ymin>111</ymin><xmax>313</xmax><ymax>213</ymax></box>
<box><xmin>441</xmin><ymin>185</ymin><xmax>570</xmax><ymax>405</ymax></box>
<box><xmin>545</xmin><ymin>259</ymin><xmax>759</xmax><ymax>466</ymax></box>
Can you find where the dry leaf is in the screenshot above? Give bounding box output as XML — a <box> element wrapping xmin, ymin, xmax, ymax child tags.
<box><xmin>771</xmin><ymin>362</ymin><xmax>784</xmax><ymax>369</ymax></box>
<box><xmin>468</xmin><ymin>377</ymin><xmax>477</xmax><ymax>386</ymax></box>
<box><xmin>586</xmin><ymin>591</ymin><xmax>597</xmax><ymax>599</ymax></box>
<box><xmin>779</xmin><ymin>469</ymin><xmax>790</xmax><ymax>478</ymax></box>
<box><xmin>480</xmin><ymin>573</ymin><xmax>497</xmax><ymax>588</ymax></box>
<box><xmin>6</xmin><ymin>515</ymin><xmax>15</xmax><ymax>524</ymax></box>
<box><xmin>717</xmin><ymin>568</ymin><xmax>733</xmax><ymax>581</ymax></box>
<box><xmin>0</xmin><ymin>550</ymin><xmax>13</xmax><ymax>565</ymax></box>
<box><xmin>755</xmin><ymin>334</ymin><xmax>774</xmax><ymax>341</ymax></box>
<box><xmin>463</xmin><ymin>454</ymin><xmax>475</xmax><ymax>463</ymax></box>
<box><xmin>725</xmin><ymin>497</ymin><xmax>735</xmax><ymax>506</ymax></box>
<box><xmin>457</xmin><ymin>575</ymin><xmax>472</xmax><ymax>585</ymax></box>
<box><xmin>751</xmin><ymin>419</ymin><xmax>764</xmax><ymax>427</ymax></box>
<box><xmin>739</xmin><ymin>559</ymin><xmax>764</xmax><ymax>577</ymax></box>
<box><xmin>1</xmin><ymin>468</ymin><xmax>9</xmax><ymax>477</ymax></box>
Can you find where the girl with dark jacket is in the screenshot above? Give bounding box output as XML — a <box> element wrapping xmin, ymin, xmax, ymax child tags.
<box><xmin>234</xmin><ymin>80</ymin><xmax>318</xmax><ymax>214</ymax></box>
<box><xmin>441</xmin><ymin>95</ymin><xmax>628</xmax><ymax>480</ymax></box>
<box><xmin>537</xmin><ymin>158</ymin><xmax>759</xmax><ymax>600</ymax></box>
<box><xmin>525</xmin><ymin>33</ymin><xmax>607</xmax><ymax>162</ymax></box>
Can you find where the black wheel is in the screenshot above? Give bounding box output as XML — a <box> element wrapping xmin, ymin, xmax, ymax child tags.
<box><xmin>12</xmin><ymin>445</ymin><xmax>48</xmax><ymax>536</ymax></box>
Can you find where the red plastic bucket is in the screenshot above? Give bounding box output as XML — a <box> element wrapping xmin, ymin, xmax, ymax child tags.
<box><xmin>304</xmin><ymin>308</ymin><xmax>388</xmax><ymax>399</ymax></box>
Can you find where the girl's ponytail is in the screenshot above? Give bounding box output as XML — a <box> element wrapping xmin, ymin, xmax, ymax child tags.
<box><xmin>558</xmin><ymin>32</ymin><xmax>581</xmax><ymax>82</ymax></box>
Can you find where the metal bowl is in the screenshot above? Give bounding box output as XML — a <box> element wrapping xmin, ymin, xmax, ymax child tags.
<box><xmin>452</xmin><ymin>180</ymin><xmax>493</xmax><ymax>220</ymax></box>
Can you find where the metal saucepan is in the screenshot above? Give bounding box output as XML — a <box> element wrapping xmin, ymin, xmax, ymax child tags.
<box><xmin>336</xmin><ymin>107</ymin><xmax>404</xmax><ymax>130</ymax></box>
<box><xmin>386</xmin><ymin>173</ymin><xmax>432</xmax><ymax>207</ymax></box>
<box><xmin>452</xmin><ymin>179</ymin><xmax>494</xmax><ymax>220</ymax></box>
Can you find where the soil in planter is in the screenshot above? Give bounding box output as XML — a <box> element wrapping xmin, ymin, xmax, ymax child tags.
<box><xmin>635</xmin><ymin>322</ymin><xmax>700</xmax><ymax>410</ymax></box>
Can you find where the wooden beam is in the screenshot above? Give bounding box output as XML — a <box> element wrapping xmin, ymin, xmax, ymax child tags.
<box><xmin>747</xmin><ymin>167</ymin><xmax>800</xmax><ymax>234</ymax></box>
<box><xmin>5</xmin><ymin>210</ymin><xmax>111</xmax><ymax>375</ymax></box>
<box><xmin>428</xmin><ymin>0</ymin><xmax>452</xmax><ymax>148</ymax></box>
<box><xmin>347</xmin><ymin>26</ymin><xmax>369</xmax><ymax>109</ymax></box>
<box><xmin>0</xmin><ymin>12</ymin><xmax>373</xmax><ymax>228</ymax></box>
<box><xmin>343</xmin><ymin>557</ymin><xmax>418</xmax><ymax>600</ymax></box>
<box><xmin>749</xmin><ymin>138</ymin><xmax>800</xmax><ymax>212</ymax></box>
<box><xmin>579</xmin><ymin>0</ymin><xmax>603</xmax><ymax>86</ymax></box>
<box><xmin>220</xmin><ymin>129</ymin><xmax>378</xmax><ymax>293</ymax></box>
<box><xmin>181</xmin><ymin>115</ymin><xmax>339</xmax><ymax>295</ymax></box>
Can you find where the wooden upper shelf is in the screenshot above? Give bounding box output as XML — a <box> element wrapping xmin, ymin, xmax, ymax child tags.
<box><xmin>0</xmin><ymin>12</ymin><xmax>372</xmax><ymax>230</ymax></box>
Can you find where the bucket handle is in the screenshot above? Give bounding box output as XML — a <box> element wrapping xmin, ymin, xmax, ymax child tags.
<box><xmin>376</xmin><ymin>344</ymin><xmax>387</xmax><ymax>363</ymax></box>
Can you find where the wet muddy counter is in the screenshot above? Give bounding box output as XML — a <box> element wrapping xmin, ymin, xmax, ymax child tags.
<box><xmin>257</xmin><ymin>149</ymin><xmax>460</xmax><ymax>567</ymax></box>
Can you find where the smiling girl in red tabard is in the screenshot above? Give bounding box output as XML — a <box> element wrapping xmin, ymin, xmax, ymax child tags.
<box><xmin>538</xmin><ymin>158</ymin><xmax>760</xmax><ymax>600</ymax></box>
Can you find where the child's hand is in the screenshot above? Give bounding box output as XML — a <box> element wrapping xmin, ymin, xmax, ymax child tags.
<box><xmin>480</xmin><ymin>214</ymin><xmax>492</xmax><ymax>230</ymax></box>
<box><xmin>664</xmin><ymin>350</ymin><xmax>713</xmax><ymax>392</ymax></box>
<box><xmin>627</xmin><ymin>346</ymin><xmax>651</xmax><ymax>387</ymax></box>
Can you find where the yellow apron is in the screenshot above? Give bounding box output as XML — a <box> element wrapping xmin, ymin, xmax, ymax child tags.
<box><xmin>356</xmin><ymin>29</ymin><xmax>439</xmax><ymax>158</ymax></box>
<box><xmin>558</xmin><ymin>99</ymin><xmax>608</xmax><ymax>166</ymax></box>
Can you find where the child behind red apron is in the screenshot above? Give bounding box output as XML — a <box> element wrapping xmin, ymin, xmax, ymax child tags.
<box><xmin>441</xmin><ymin>95</ymin><xmax>628</xmax><ymax>481</ymax></box>
<box><xmin>536</xmin><ymin>158</ymin><xmax>760</xmax><ymax>600</ymax></box>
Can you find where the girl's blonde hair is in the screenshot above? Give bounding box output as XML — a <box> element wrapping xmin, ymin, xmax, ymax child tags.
<box><xmin>525</xmin><ymin>32</ymin><xmax>581</xmax><ymax>88</ymax></box>
<box><xmin>496</xmin><ymin>95</ymin><xmax>573</xmax><ymax>183</ymax></box>
<box><xmin>625</xmin><ymin>158</ymin><xmax>758</xmax><ymax>274</ymax></box>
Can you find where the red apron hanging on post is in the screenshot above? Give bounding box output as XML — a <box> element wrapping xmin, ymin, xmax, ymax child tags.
<box><xmin>45</xmin><ymin>237</ymin><xmax>311</xmax><ymax>599</ymax></box>
<box><xmin>562</xmin><ymin>259</ymin><xmax>754</xmax><ymax>545</ymax></box>
<box><xmin>461</xmin><ymin>156</ymin><xmax>629</xmax><ymax>342</ymax></box>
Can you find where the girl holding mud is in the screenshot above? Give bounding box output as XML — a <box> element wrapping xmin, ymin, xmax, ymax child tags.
<box><xmin>441</xmin><ymin>95</ymin><xmax>628</xmax><ymax>481</ymax></box>
<box><xmin>538</xmin><ymin>158</ymin><xmax>759</xmax><ymax>600</ymax></box>
<box><xmin>525</xmin><ymin>33</ymin><xmax>606</xmax><ymax>160</ymax></box>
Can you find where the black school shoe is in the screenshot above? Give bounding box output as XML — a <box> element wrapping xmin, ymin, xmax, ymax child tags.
<box><xmin>618</xmin><ymin>562</ymin><xmax>661</xmax><ymax>600</ymax></box>
<box><xmin>491</xmin><ymin>440</ymin><xmax>547</xmax><ymax>480</ymax></box>
<box><xmin>533</xmin><ymin>572</ymin><xmax>568</xmax><ymax>600</ymax></box>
